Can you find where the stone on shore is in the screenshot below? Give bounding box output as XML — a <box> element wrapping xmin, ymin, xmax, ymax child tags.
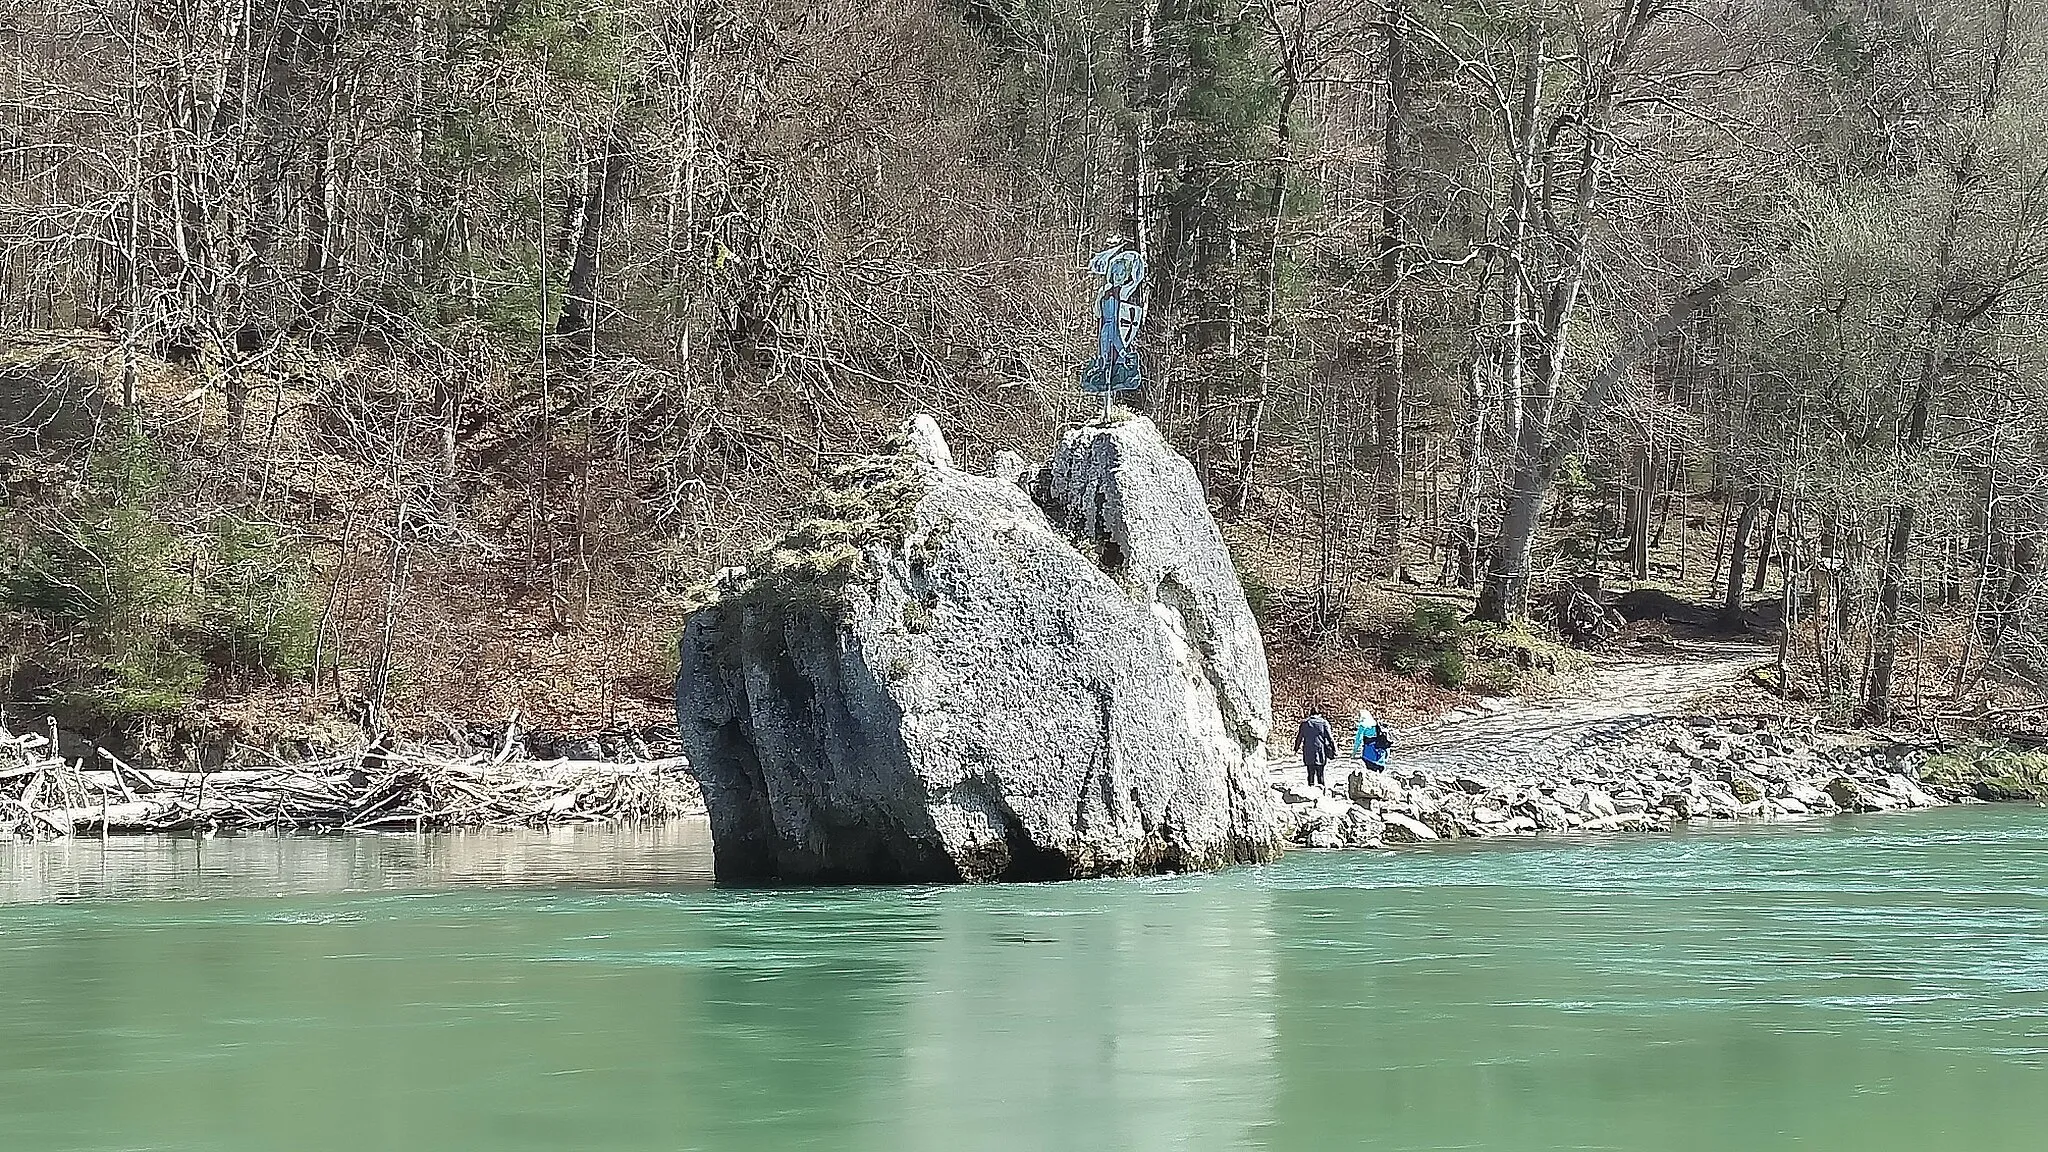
<box><xmin>1886</xmin><ymin>774</ymin><xmax>1942</xmax><ymax>809</ymax></box>
<box><xmin>1381</xmin><ymin>812</ymin><xmax>1439</xmax><ymax>843</ymax></box>
<box><xmin>1583</xmin><ymin>813</ymin><xmax>1660</xmax><ymax>833</ymax></box>
<box><xmin>1337</xmin><ymin>805</ymin><xmax>1387</xmax><ymax>848</ymax></box>
<box><xmin>902</xmin><ymin>412</ymin><xmax>954</xmax><ymax>468</ymax></box>
<box><xmin>1277</xmin><ymin>779</ymin><xmax>1324</xmax><ymax>806</ymax></box>
<box><xmin>1347</xmin><ymin>768</ymin><xmax>1403</xmax><ymax>804</ymax></box>
<box><xmin>674</xmin><ymin>414</ymin><xmax>1284</xmax><ymax>884</ymax></box>
<box><xmin>1521</xmin><ymin>796</ymin><xmax>1575</xmax><ymax>831</ymax></box>
<box><xmin>1826</xmin><ymin>776</ymin><xmax>1899</xmax><ymax>813</ymax></box>
<box><xmin>1786</xmin><ymin>781</ymin><xmax>1835</xmax><ymax>811</ymax></box>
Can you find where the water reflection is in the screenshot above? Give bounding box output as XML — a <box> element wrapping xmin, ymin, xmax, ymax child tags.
<box><xmin>890</xmin><ymin>877</ymin><xmax>1277</xmax><ymax>1150</ymax></box>
<box><xmin>1</xmin><ymin>810</ymin><xmax>2045</xmax><ymax>1151</ymax></box>
<box><xmin>0</xmin><ymin>819</ymin><xmax>717</xmax><ymax>904</ymax></box>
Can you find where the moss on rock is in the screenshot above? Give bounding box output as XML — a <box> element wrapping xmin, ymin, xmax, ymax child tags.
<box><xmin>690</xmin><ymin>442</ymin><xmax>931</xmax><ymax>621</ymax></box>
<box><xmin>1921</xmin><ymin>742</ymin><xmax>2048</xmax><ymax>802</ymax></box>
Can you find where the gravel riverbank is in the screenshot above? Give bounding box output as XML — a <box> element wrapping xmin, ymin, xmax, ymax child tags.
<box><xmin>1272</xmin><ymin>714</ymin><xmax>1954</xmax><ymax>849</ymax></box>
<box><xmin>1266</xmin><ymin>642</ymin><xmax>1995</xmax><ymax>850</ymax></box>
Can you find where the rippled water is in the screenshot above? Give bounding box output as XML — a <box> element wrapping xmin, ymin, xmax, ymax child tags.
<box><xmin>3</xmin><ymin>809</ymin><xmax>2045</xmax><ymax>1151</ymax></box>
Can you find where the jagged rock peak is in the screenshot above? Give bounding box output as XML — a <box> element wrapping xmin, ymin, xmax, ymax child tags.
<box><xmin>902</xmin><ymin>412</ymin><xmax>953</xmax><ymax>468</ymax></box>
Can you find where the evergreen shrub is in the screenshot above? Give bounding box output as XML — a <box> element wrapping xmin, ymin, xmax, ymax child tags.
<box><xmin>1</xmin><ymin>430</ymin><xmax>315</xmax><ymax>723</ymax></box>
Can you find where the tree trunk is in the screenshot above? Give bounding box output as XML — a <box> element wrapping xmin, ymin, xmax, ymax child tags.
<box><xmin>1650</xmin><ymin>453</ymin><xmax>1679</xmax><ymax>550</ymax></box>
<box><xmin>1371</xmin><ymin>0</ymin><xmax>1411</xmax><ymax>575</ymax></box>
<box><xmin>1495</xmin><ymin>22</ymin><xmax>1543</xmax><ymax>454</ymax></box>
<box><xmin>1475</xmin><ymin>402</ymin><xmax>1551</xmax><ymax>622</ymax></box>
<box><xmin>121</xmin><ymin>2</ymin><xmax>145</xmax><ymax>410</ymax></box>
<box><xmin>2007</xmin><ymin>531</ymin><xmax>2041</xmax><ymax>658</ymax></box>
<box><xmin>1131</xmin><ymin>3</ymin><xmax>1157</xmax><ymax>251</ymax></box>
<box><xmin>1867</xmin><ymin>171</ymin><xmax>1964</xmax><ymax>721</ymax></box>
<box><xmin>1711</xmin><ymin>496</ymin><xmax>1732</xmax><ymax>594</ymax></box>
<box><xmin>1750</xmin><ymin>489</ymin><xmax>1780</xmax><ymax>592</ymax></box>
<box><xmin>1475</xmin><ymin>266</ymin><xmax>1762</xmax><ymax>624</ymax></box>
<box><xmin>1228</xmin><ymin>41</ymin><xmax>1299</xmax><ymax>517</ymax></box>
<box><xmin>1476</xmin><ymin>7</ymin><xmax>1682</xmax><ymax>624</ymax></box>
<box><xmin>406</xmin><ymin>0</ymin><xmax>431</xmax><ymax>279</ymax></box>
<box><xmin>1473</xmin><ymin>24</ymin><xmax>1554</xmax><ymax>625</ymax></box>
<box><xmin>1444</xmin><ymin>328</ymin><xmax>1489</xmax><ymax>588</ymax></box>
<box><xmin>1777</xmin><ymin>502</ymin><xmax>1799</xmax><ymax>696</ymax></box>
<box><xmin>556</xmin><ymin>128</ymin><xmax>629</xmax><ymax>359</ymax></box>
<box><xmin>300</xmin><ymin>74</ymin><xmax>341</xmax><ymax>337</ymax></box>
<box><xmin>1867</xmin><ymin>502</ymin><xmax>1919</xmax><ymax>721</ymax></box>
<box><xmin>1627</xmin><ymin>444</ymin><xmax>1651</xmax><ymax>580</ymax></box>
<box><xmin>1676</xmin><ymin>477</ymin><xmax>1691</xmax><ymax>582</ymax></box>
<box><xmin>1724</xmin><ymin>491</ymin><xmax>1762</xmax><ymax>625</ymax></box>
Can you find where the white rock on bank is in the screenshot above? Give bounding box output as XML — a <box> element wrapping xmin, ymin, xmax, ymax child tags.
<box><xmin>1826</xmin><ymin>776</ymin><xmax>1899</xmax><ymax>813</ymax></box>
<box><xmin>1348</xmin><ymin>769</ymin><xmax>1404</xmax><ymax>805</ymax></box>
<box><xmin>1886</xmin><ymin>774</ymin><xmax>1941</xmax><ymax>809</ymax></box>
<box><xmin>1380</xmin><ymin>812</ymin><xmax>1438</xmax><ymax>842</ymax></box>
<box><xmin>1582</xmin><ymin>813</ymin><xmax>1659</xmax><ymax>833</ymax></box>
<box><xmin>1337</xmin><ymin>805</ymin><xmax>1386</xmax><ymax>848</ymax></box>
<box><xmin>1583</xmin><ymin>787</ymin><xmax>1618</xmax><ymax>817</ymax></box>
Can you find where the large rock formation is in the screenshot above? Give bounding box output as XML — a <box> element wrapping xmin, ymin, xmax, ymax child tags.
<box><xmin>675</xmin><ymin>414</ymin><xmax>1283</xmax><ymax>883</ymax></box>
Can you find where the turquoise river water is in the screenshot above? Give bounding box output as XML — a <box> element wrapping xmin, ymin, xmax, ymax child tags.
<box><xmin>2</xmin><ymin>807</ymin><xmax>2044</xmax><ymax>1151</ymax></box>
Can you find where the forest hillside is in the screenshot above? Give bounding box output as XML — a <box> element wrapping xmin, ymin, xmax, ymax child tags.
<box><xmin>3</xmin><ymin>0</ymin><xmax>2045</xmax><ymax>756</ymax></box>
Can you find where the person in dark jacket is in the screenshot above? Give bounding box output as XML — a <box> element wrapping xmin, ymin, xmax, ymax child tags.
<box><xmin>1293</xmin><ymin>708</ymin><xmax>1337</xmax><ymax>787</ymax></box>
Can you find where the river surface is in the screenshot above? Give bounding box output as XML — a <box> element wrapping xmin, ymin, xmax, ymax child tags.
<box><xmin>2</xmin><ymin>808</ymin><xmax>2045</xmax><ymax>1152</ymax></box>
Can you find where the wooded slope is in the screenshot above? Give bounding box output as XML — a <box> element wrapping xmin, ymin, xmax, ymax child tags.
<box><xmin>2</xmin><ymin>0</ymin><xmax>2043</xmax><ymax>743</ymax></box>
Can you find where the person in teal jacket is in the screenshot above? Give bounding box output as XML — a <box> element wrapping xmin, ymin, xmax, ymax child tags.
<box><xmin>1355</xmin><ymin>710</ymin><xmax>1393</xmax><ymax>768</ymax></box>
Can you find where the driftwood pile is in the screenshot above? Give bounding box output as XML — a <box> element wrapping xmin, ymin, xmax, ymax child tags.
<box><xmin>1</xmin><ymin>724</ymin><xmax>704</xmax><ymax>840</ymax></box>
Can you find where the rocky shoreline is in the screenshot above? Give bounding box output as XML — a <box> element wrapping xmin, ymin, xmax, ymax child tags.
<box><xmin>12</xmin><ymin>703</ymin><xmax>2016</xmax><ymax>860</ymax></box>
<box><xmin>1273</xmin><ymin>715</ymin><xmax>1966</xmax><ymax>850</ymax></box>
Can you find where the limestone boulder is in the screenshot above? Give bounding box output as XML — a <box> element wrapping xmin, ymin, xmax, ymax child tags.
<box><xmin>675</xmin><ymin>414</ymin><xmax>1284</xmax><ymax>883</ymax></box>
<box><xmin>1582</xmin><ymin>787</ymin><xmax>1619</xmax><ymax>818</ymax></box>
<box><xmin>1284</xmin><ymin>794</ymin><xmax>1352</xmax><ymax>847</ymax></box>
<box><xmin>1520</xmin><ymin>796</ymin><xmax>1576</xmax><ymax>831</ymax></box>
<box><xmin>1886</xmin><ymin>774</ymin><xmax>1942</xmax><ymax>809</ymax></box>
<box><xmin>1786</xmin><ymin>781</ymin><xmax>1836</xmax><ymax>812</ymax></box>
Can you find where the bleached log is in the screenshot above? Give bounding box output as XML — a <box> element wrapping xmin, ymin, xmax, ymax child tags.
<box><xmin>58</xmin><ymin>802</ymin><xmax>172</xmax><ymax>831</ymax></box>
<box><xmin>6</xmin><ymin>719</ymin><xmax>701</xmax><ymax>839</ymax></box>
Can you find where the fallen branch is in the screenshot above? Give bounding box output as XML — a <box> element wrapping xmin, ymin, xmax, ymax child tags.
<box><xmin>1</xmin><ymin>724</ymin><xmax>704</xmax><ymax>841</ymax></box>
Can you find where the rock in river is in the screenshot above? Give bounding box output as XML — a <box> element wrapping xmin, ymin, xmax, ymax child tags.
<box><xmin>675</xmin><ymin>414</ymin><xmax>1285</xmax><ymax>884</ymax></box>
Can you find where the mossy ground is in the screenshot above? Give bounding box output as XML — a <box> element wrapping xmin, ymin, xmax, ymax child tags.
<box><xmin>1921</xmin><ymin>742</ymin><xmax>2048</xmax><ymax>801</ymax></box>
<box><xmin>1382</xmin><ymin>604</ymin><xmax>1590</xmax><ymax>695</ymax></box>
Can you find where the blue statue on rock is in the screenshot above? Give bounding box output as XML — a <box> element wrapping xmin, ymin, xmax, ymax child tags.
<box><xmin>1081</xmin><ymin>237</ymin><xmax>1146</xmax><ymax>395</ymax></box>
